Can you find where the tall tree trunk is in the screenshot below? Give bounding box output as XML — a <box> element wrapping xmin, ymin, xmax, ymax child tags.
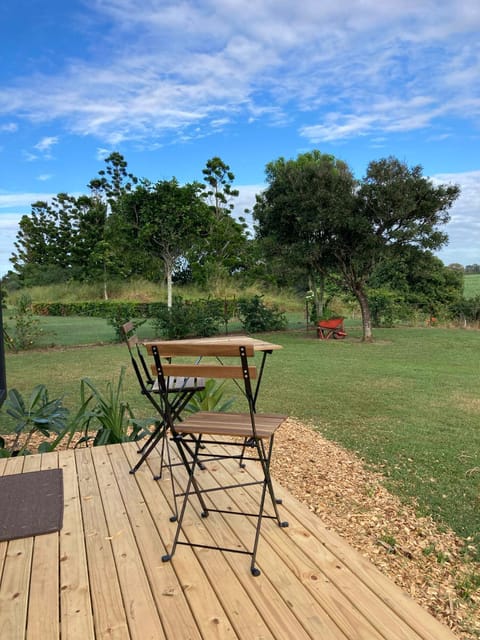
<box><xmin>166</xmin><ymin>261</ymin><xmax>173</xmax><ymax>309</ymax></box>
<box><xmin>308</xmin><ymin>272</ymin><xmax>325</xmax><ymax>318</ymax></box>
<box><xmin>355</xmin><ymin>286</ymin><xmax>373</xmax><ymax>342</ymax></box>
<box><xmin>103</xmin><ymin>263</ymin><xmax>108</xmax><ymax>301</ymax></box>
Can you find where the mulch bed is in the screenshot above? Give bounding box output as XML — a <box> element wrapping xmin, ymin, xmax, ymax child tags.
<box><xmin>4</xmin><ymin>420</ymin><xmax>480</xmax><ymax>638</ymax></box>
<box><xmin>271</xmin><ymin>418</ymin><xmax>480</xmax><ymax>640</ymax></box>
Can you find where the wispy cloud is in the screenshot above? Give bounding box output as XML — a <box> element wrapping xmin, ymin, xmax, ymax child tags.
<box><xmin>34</xmin><ymin>136</ymin><xmax>59</xmax><ymax>154</ymax></box>
<box><xmin>0</xmin><ymin>122</ymin><xmax>17</xmax><ymax>133</ymax></box>
<box><xmin>0</xmin><ymin>1</ymin><xmax>478</xmax><ymax>145</ymax></box>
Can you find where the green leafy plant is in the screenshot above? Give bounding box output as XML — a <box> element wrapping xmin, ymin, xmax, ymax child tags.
<box><xmin>185</xmin><ymin>379</ymin><xmax>236</xmax><ymax>414</ymax></box>
<box><xmin>79</xmin><ymin>367</ymin><xmax>149</xmax><ymax>445</ymax></box>
<box><xmin>153</xmin><ymin>296</ymin><xmax>223</xmax><ymax>339</ymax></box>
<box><xmin>237</xmin><ymin>295</ymin><xmax>287</xmax><ymax>333</ymax></box>
<box><xmin>1</xmin><ymin>385</ymin><xmax>69</xmax><ymax>456</ymax></box>
<box><xmin>8</xmin><ymin>293</ymin><xmax>43</xmax><ymax>350</ymax></box>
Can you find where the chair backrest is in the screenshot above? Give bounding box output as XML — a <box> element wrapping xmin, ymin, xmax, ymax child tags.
<box><xmin>146</xmin><ymin>341</ymin><xmax>257</xmax><ymax>417</ymax></box>
<box><xmin>121</xmin><ymin>321</ymin><xmax>154</xmax><ymax>391</ymax></box>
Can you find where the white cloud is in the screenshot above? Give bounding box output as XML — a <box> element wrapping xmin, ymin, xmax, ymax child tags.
<box><xmin>0</xmin><ymin>123</ymin><xmax>17</xmax><ymax>133</ymax></box>
<box><xmin>34</xmin><ymin>136</ymin><xmax>59</xmax><ymax>153</ymax></box>
<box><xmin>0</xmin><ymin>212</ymin><xmax>23</xmax><ymax>276</ymax></box>
<box><xmin>432</xmin><ymin>170</ymin><xmax>480</xmax><ymax>265</ymax></box>
<box><xmin>0</xmin><ymin>1</ymin><xmax>478</xmax><ymax>145</ymax></box>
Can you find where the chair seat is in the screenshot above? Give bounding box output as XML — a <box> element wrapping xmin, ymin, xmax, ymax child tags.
<box><xmin>174</xmin><ymin>411</ymin><xmax>287</xmax><ymax>438</ymax></box>
<box><xmin>167</xmin><ymin>377</ymin><xmax>205</xmax><ymax>392</ymax></box>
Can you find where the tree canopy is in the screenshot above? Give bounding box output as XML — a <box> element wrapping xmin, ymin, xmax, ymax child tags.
<box><xmin>254</xmin><ymin>152</ymin><xmax>460</xmax><ymax>340</ymax></box>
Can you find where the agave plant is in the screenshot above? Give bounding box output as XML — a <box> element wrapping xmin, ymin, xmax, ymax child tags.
<box><xmin>184</xmin><ymin>379</ymin><xmax>236</xmax><ymax>414</ymax></box>
<box><xmin>1</xmin><ymin>385</ymin><xmax>69</xmax><ymax>456</ymax></box>
<box><xmin>80</xmin><ymin>367</ymin><xmax>149</xmax><ymax>446</ymax></box>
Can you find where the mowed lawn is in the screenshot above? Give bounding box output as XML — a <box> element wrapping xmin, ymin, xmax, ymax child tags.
<box><xmin>2</xmin><ymin>319</ymin><xmax>480</xmax><ymax>556</ymax></box>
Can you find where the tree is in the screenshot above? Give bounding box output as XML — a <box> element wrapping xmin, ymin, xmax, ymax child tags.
<box><xmin>88</xmin><ymin>151</ymin><xmax>138</xmax><ymax>206</ymax></box>
<box><xmin>254</xmin><ymin>152</ymin><xmax>460</xmax><ymax>341</ymax></box>
<box><xmin>369</xmin><ymin>249</ymin><xmax>464</xmax><ymax>320</ymax></box>
<box><xmin>254</xmin><ymin>151</ymin><xmax>356</xmax><ymax>317</ymax></box>
<box><xmin>114</xmin><ymin>179</ymin><xmax>212</xmax><ymax>306</ymax></box>
<box><xmin>349</xmin><ymin>158</ymin><xmax>460</xmax><ymax>338</ymax></box>
<box><xmin>192</xmin><ymin>157</ymin><xmax>251</xmax><ymax>286</ymax></box>
<box><xmin>11</xmin><ymin>194</ymin><xmax>107</xmax><ymax>285</ymax></box>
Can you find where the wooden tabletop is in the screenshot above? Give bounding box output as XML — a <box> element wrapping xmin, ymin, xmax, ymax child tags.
<box><xmin>145</xmin><ymin>335</ymin><xmax>283</xmax><ymax>352</ymax></box>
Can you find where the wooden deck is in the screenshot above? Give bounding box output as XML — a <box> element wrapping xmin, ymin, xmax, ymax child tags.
<box><xmin>0</xmin><ymin>441</ymin><xmax>458</xmax><ymax>640</ymax></box>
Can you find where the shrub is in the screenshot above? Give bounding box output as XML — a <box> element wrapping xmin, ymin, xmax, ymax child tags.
<box><xmin>237</xmin><ymin>295</ymin><xmax>287</xmax><ymax>333</ymax></box>
<box><xmin>7</xmin><ymin>293</ymin><xmax>43</xmax><ymax>350</ymax></box>
<box><xmin>152</xmin><ymin>297</ymin><xmax>223</xmax><ymax>339</ymax></box>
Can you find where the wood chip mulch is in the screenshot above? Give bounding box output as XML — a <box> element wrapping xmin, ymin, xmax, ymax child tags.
<box><xmin>5</xmin><ymin>420</ymin><xmax>480</xmax><ymax>638</ymax></box>
<box><xmin>271</xmin><ymin>418</ymin><xmax>480</xmax><ymax>640</ymax></box>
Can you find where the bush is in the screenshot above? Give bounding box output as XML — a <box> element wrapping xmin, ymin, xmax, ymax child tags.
<box><xmin>237</xmin><ymin>295</ymin><xmax>287</xmax><ymax>333</ymax></box>
<box><xmin>152</xmin><ymin>297</ymin><xmax>223</xmax><ymax>339</ymax></box>
<box><xmin>7</xmin><ymin>293</ymin><xmax>44</xmax><ymax>350</ymax></box>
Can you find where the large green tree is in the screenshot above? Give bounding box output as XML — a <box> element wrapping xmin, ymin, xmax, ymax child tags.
<box><xmin>191</xmin><ymin>156</ymin><xmax>251</xmax><ymax>286</ymax></box>
<box><xmin>254</xmin><ymin>151</ymin><xmax>356</xmax><ymax>316</ymax></box>
<box><xmin>254</xmin><ymin>152</ymin><xmax>460</xmax><ymax>341</ymax></box>
<box><xmin>114</xmin><ymin>179</ymin><xmax>212</xmax><ymax>306</ymax></box>
<box><xmin>11</xmin><ymin>193</ymin><xmax>107</xmax><ymax>285</ymax></box>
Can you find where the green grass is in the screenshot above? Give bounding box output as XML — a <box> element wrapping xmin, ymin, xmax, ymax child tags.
<box><xmin>464</xmin><ymin>273</ymin><xmax>480</xmax><ymax>298</ymax></box>
<box><xmin>2</xmin><ymin>320</ymin><xmax>480</xmax><ymax>557</ymax></box>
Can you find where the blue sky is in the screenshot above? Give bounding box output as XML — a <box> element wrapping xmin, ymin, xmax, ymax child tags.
<box><xmin>1</xmin><ymin>0</ymin><xmax>479</xmax><ymax>276</ymax></box>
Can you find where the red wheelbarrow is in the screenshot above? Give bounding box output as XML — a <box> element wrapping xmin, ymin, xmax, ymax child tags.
<box><xmin>316</xmin><ymin>318</ymin><xmax>347</xmax><ymax>340</ymax></box>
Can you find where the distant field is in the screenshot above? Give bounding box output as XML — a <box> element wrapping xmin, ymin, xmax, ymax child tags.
<box><xmin>464</xmin><ymin>273</ymin><xmax>480</xmax><ymax>298</ymax></box>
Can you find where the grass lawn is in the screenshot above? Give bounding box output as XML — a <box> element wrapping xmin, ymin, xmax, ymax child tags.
<box><xmin>464</xmin><ymin>273</ymin><xmax>480</xmax><ymax>298</ymax></box>
<box><xmin>2</xmin><ymin>319</ymin><xmax>480</xmax><ymax>558</ymax></box>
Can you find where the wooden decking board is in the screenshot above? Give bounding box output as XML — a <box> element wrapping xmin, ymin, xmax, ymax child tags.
<box><xmin>122</xmin><ymin>443</ymin><xmax>239</xmax><ymax>640</ymax></box>
<box><xmin>59</xmin><ymin>449</ymin><xmax>96</xmax><ymax>640</ymax></box>
<box><xmin>75</xmin><ymin>447</ymin><xmax>130</xmax><ymax>639</ymax></box>
<box><xmin>139</xmin><ymin>451</ymin><xmax>278</xmax><ymax>640</ymax></box>
<box><xmin>90</xmin><ymin>445</ymin><xmax>166</xmax><ymax>640</ymax></box>
<box><xmin>26</xmin><ymin>452</ymin><xmax>60</xmax><ymax>640</ymax></box>
<box><xmin>0</xmin><ymin>442</ymin><xmax>458</xmax><ymax>640</ymax></box>
<box><xmin>220</xmin><ymin>457</ymin><xmax>417</xmax><ymax>640</ymax></box>
<box><xmin>107</xmin><ymin>443</ymin><xmax>204</xmax><ymax>640</ymax></box>
<box><xmin>1</xmin><ymin>454</ymin><xmax>37</xmax><ymax>640</ymax></box>
<box><xmin>193</xmin><ymin>447</ymin><xmax>383</xmax><ymax>640</ymax></box>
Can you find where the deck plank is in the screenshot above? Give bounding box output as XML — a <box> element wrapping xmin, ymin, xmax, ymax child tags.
<box><xmin>59</xmin><ymin>449</ymin><xmax>96</xmax><ymax>640</ymax></box>
<box><xmin>123</xmin><ymin>442</ymin><xmax>239</xmax><ymax>640</ymax></box>
<box><xmin>107</xmin><ymin>443</ymin><xmax>204</xmax><ymax>640</ymax></box>
<box><xmin>0</xmin><ymin>455</ymin><xmax>39</xmax><ymax>640</ymax></box>
<box><xmin>26</xmin><ymin>452</ymin><xmax>60</xmax><ymax>640</ymax></box>
<box><xmin>75</xmin><ymin>447</ymin><xmax>130</xmax><ymax>639</ymax></box>
<box><xmin>90</xmin><ymin>445</ymin><xmax>166</xmax><ymax>640</ymax></box>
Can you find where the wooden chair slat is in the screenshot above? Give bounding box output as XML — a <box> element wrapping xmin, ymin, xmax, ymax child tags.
<box><xmin>153</xmin><ymin>363</ymin><xmax>257</xmax><ymax>380</ymax></box>
<box><xmin>145</xmin><ymin>342</ymin><xmax>255</xmax><ymax>358</ymax></box>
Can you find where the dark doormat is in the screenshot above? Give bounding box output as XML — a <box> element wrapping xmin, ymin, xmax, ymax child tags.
<box><xmin>0</xmin><ymin>468</ymin><xmax>64</xmax><ymax>542</ymax></box>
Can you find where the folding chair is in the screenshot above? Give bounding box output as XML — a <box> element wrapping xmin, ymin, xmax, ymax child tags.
<box><xmin>121</xmin><ymin>322</ymin><xmax>205</xmax><ymax>476</ymax></box>
<box><xmin>147</xmin><ymin>341</ymin><xmax>289</xmax><ymax>576</ymax></box>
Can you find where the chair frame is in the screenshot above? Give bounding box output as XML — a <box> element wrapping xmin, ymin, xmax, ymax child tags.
<box><xmin>148</xmin><ymin>341</ymin><xmax>288</xmax><ymax>576</ymax></box>
<box><xmin>121</xmin><ymin>322</ymin><xmax>205</xmax><ymax>477</ymax></box>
